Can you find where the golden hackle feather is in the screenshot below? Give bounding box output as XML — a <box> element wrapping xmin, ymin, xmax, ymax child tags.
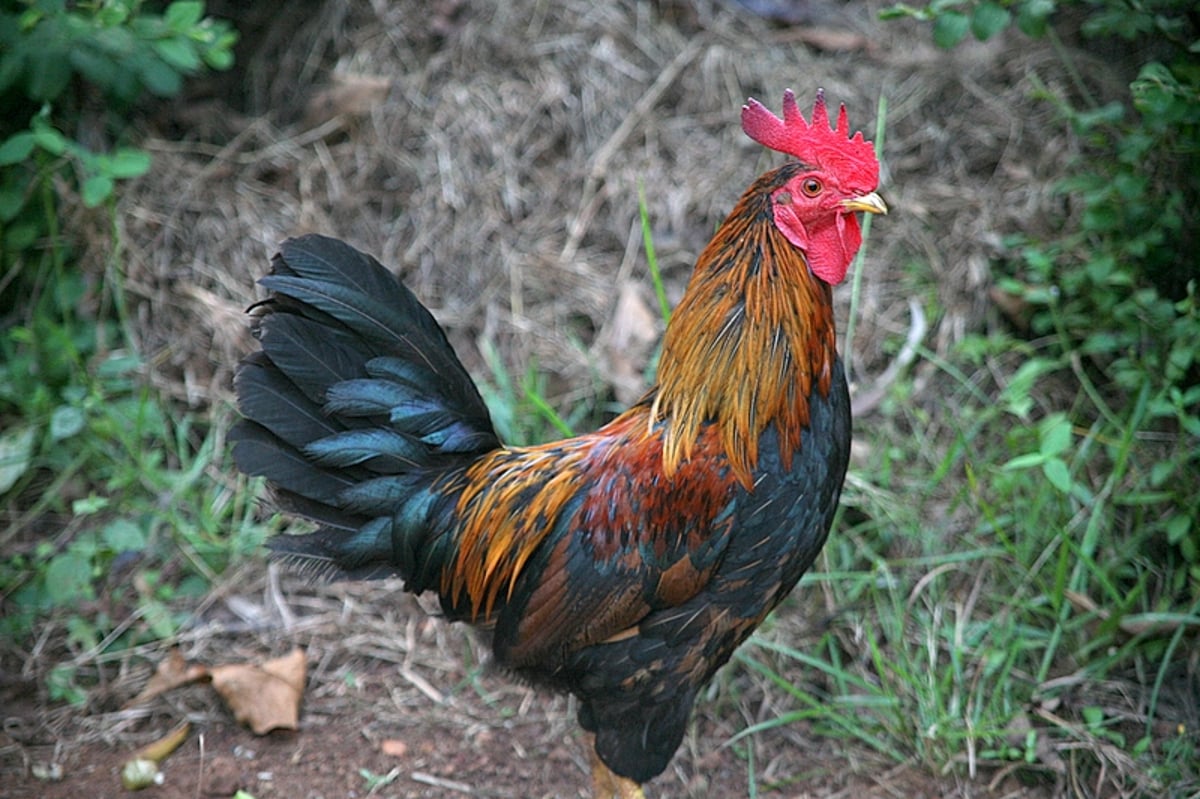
<box><xmin>652</xmin><ymin>168</ymin><xmax>837</xmax><ymax>487</ymax></box>
<box><xmin>442</xmin><ymin>440</ymin><xmax>592</xmax><ymax>619</ymax></box>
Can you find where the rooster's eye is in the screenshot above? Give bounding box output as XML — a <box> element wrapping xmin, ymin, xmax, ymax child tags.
<box><xmin>800</xmin><ymin>178</ymin><xmax>822</xmax><ymax>197</ymax></box>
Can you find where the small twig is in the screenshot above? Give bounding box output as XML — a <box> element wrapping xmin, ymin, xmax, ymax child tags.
<box><xmin>398</xmin><ymin>665</ymin><xmax>446</xmax><ymax>704</ymax></box>
<box><xmin>142</xmin><ymin>116</ymin><xmax>346</xmax><ymax>166</ymax></box>
<box><xmin>851</xmin><ymin>298</ymin><xmax>928</xmax><ymax>416</ymax></box>
<box><xmin>267</xmin><ymin>561</ymin><xmax>297</xmax><ymax>630</ymax></box>
<box><xmin>410</xmin><ymin>771</ymin><xmax>483</xmax><ymax>795</ymax></box>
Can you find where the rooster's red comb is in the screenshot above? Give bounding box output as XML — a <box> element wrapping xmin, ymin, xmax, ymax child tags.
<box><xmin>741</xmin><ymin>88</ymin><xmax>879</xmax><ymax>191</ymax></box>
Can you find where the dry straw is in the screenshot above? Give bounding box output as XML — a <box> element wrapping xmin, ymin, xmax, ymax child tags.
<box><xmin>106</xmin><ymin>0</ymin><xmax>1082</xmax><ymax>416</ymax></box>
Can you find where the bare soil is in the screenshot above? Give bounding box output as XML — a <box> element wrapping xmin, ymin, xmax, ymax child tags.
<box><xmin>2</xmin><ymin>577</ymin><xmax>1056</xmax><ymax>798</ymax></box>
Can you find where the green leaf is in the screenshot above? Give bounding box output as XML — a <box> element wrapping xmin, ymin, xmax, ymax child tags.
<box><xmin>0</xmin><ymin>184</ymin><xmax>26</xmax><ymax>221</ymax></box>
<box><xmin>106</xmin><ymin>148</ymin><xmax>152</xmax><ymax>178</ymax></box>
<box><xmin>47</xmin><ymin>663</ymin><xmax>88</xmax><ymax>706</ymax></box>
<box><xmin>1016</xmin><ymin>0</ymin><xmax>1054</xmax><ymax>37</ymax></box>
<box><xmin>50</xmin><ymin>405</ymin><xmax>86</xmax><ymax>440</ymax></box>
<box><xmin>1002</xmin><ymin>452</ymin><xmax>1046</xmax><ymax>470</ymax></box>
<box><xmin>105</xmin><ymin>59</ymin><xmax>142</xmax><ymax>103</ymax></box>
<box><xmin>1073</xmin><ymin>101</ymin><xmax>1125</xmax><ymax>131</ymax></box>
<box><xmin>93</xmin><ymin>23</ymin><xmax>136</xmax><ymax>58</ymax></box>
<box><xmin>96</xmin><ymin>1</ymin><xmax>131</xmax><ymax>27</ymax></box>
<box><xmin>45</xmin><ymin>550</ymin><xmax>94</xmax><ymax>605</ymax></box>
<box><xmin>203</xmin><ymin>42</ymin><xmax>235</xmax><ymax>71</ymax></box>
<box><xmin>102</xmin><ymin>519</ymin><xmax>147</xmax><ymax>552</ymax></box>
<box><xmin>879</xmin><ymin>3</ymin><xmax>928</xmax><ymax>21</ymax></box>
<box><xmin>31</xmin><ymin>125</ymin><xmax>67</xmax><ymax>156</ymax></box>
<box><xmin>97</xmin><ymin>351</ymin><xmax>144</xmax><ymax>378</ymax></box>
<box><xmin>971</xmin><ymin>1</ymin><xmax>1012</xmax><ymax>40</ymax></box>
<box><xmin>3</xmin><ymin>221</ymin><xmax>38</xmax><ymax>250</ymax></box>
<box><xmin>25</xmin><ymin>48</ymin><xmax>72</xmax><ymax>101</ymax></box>
<box><xmin>1149</xmin><ymin>460</ymin><xmax>1175</xmax><ymax>487</ymax></box>
<box><xmin>164</xmin><ymin>1</ymin><xmax>204</xmax><ymax>31</ymax></box>
<box><xmin>68</xmin><ymin>45</ymin><xmax>119</xmax><ymax>93</ymax></box>
<box><xmin>153</xmin><ymin>37</ymin><xmax>201</xmax><ymax>72</ymax></box>
<box><xmin>1038</xmin><ymin>413</ymin><xmax>1072</xmax><ymax>457</ymax></box>
<box><xmin>933</xmin><ymin>10</ymin><xmax>970</xmax><ymax>48</ymax></box>
<box><xmin>1000</xmin><ymin>357</ymin><xmax>1059</xmax><ymax>419</ymax></box>
<box><xmin>141</xmin><ymin>598</ymin><xmax>178</xmax><ymax>639</ymax></box>
<box><xmin>65</xmin><ymin>615</ymin><xmax>100</xmax><ymax>650</ymax></box>
<box><xmin>1042</xmin><ymin>457</ymin><xmax>1072</xmax><ymax>493</ymax></box>
<box><xmin>0</xmin><ymin>52</ymin><xmax>24</xmax><ymax>94</ymax></box>
<box><xmin>139</xmin><ymin>58</ymin><xmax>182</xmax><ymax>96</ymax></box>
<box><xmin>72</xmin><ymin>495</ymin><xmax>111</xmax><ymax>516</ymax></box>
<box><xmin>1165</xmin><ymin>515</ymin><xmax>1190</xmax><ymax>545</ymax></box>
<box><xmin>81</xmin><ymin>174</ymin><xmax>114</xmax><ymax>207</ymax></box>
<box><xmin>0</xmin><ymin>424</ymin><xmax>36</xmax><ymax>494</ymax></box>
<box><xmin>0</xmin><ymin>131</ymin><xmax>36</xmax><ymax>165</ymax></box>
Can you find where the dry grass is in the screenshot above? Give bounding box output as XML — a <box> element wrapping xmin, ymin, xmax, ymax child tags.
<box><xmin>110</xmin><ymin>0</ymin><xmax>1080</xmax><ymax>414</ymax></box>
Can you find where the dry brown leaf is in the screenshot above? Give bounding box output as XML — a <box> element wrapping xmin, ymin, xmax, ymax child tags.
<box><xmin>124</xmin><ymin>649</ymin><xmax>209</xmax><ymax>708</ymax></box>
<box><xmin>777</xmin><ymin>26</ymin><xmax>871</xmax><ymax>53</ymax></box>
<box><xmin>1114</xmin><ymin>613</ymin><xmax>1192</xmax><ymax>638</ymax></box>
<box><xmin>304</xmin><ymin>73</ymin><xmax>392</xmax><ymax>126</ymax></box>
<box><xmin>600</xmin><ymin>280</ymin><xmax>658</xmax><ymax>405</ymax></box>
<box><xmin>210</xmin><ymin>648</ymin><xmax>307</xmax><ymax>735</ymax></box>
<box><xmin>380</xmin><ymin>739</ymin><xmax>409</xmax><ymax>757</ymax></box>
<box><xmin>134</xmin><ymin>722</ymin><xmax>192</xmax><ymax>763</ymax></box>
<box><xmin>989</xmin><ymin>284</ymin><xmax>1032</xmax><ymax>331</ymax></box>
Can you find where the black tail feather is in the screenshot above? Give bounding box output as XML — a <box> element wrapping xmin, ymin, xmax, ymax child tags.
<box><xmin>234</xmin><ymin>352</ymin><xmax>344</xmax><ymax>451</ymax></box>
<box><xmin>255</xmin><ymin>313</ymin><xmax>371</xmax><ymax>405</ymax></box>
<box><xmin>263</xmin><ymin>235</ymin><xmax>484</xmax><ymax>408</ymax></box>
<box><xmin>231</xmin><ymin>234</ymin><xmax>500</xmax><ymax>577</ymax></box>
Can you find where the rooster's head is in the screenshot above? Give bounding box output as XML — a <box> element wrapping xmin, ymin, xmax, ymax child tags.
<box><xmin>741</xmin><ymin>89</ymin><xmax>887</xmax><ymax>285</ymax></box>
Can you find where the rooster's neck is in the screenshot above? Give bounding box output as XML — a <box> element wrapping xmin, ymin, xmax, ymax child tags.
<box><xmin>651</xmin><ymin>166</ymin><xmax>839</xmax><ymax>487</ymax></box>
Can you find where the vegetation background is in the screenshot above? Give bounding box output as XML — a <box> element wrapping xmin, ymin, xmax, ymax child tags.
<box><xmin>1</xmin><ymin>0</ymin><xmax>1196</xmax><ymax>796</ymax></box>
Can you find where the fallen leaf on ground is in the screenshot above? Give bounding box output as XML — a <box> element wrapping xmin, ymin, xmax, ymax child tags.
<box><xmin>304</xmin><ymin>73</ymin><xmax>391</xmax><ymax>126</ymax></box>
<box><xmin>600</xmin><ymin>280</ymin><xmax>658</xmax><ymax>405</ymax></box>
<box><xmin>124</xmin><ymin>649</ymin><xmax>209</xmax><ymax>707</ymax></box>
<box><xmin>778</xmin><ymin>26</ymin><xmax>870</xmax><ymax>53</ymax></box>
<box><xmin>380</xmin><ymin>739</ymin><xmax>408</xmax><ymax>757</ymax></box>
<box><xmin>210</xmin><ymin>648</ymin><xmax>307</xmax><ymax>735</ymax></box>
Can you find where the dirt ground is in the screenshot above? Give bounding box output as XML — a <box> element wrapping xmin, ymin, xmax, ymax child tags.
<box><xmin>2</xmin><ymin>576</ymin><xmax>1059</xmax><ymax>799</ymax></box>
<box><xmin>0</xmin><ymin>0</ymin><xmax>1147</xmax><ymax>796</ymax></box>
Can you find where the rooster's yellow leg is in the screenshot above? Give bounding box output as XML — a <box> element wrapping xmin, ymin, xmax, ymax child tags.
<box><xmin>587</xmin><ymin>735</ymin><xmax>646</xmax><ymax>799</ymax></box>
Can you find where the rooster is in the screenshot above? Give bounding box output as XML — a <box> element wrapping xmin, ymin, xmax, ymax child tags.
<box><xmin>231</xmin><ymin>89</ymin><xmax>885</xmax><ymax>798</ymax></box>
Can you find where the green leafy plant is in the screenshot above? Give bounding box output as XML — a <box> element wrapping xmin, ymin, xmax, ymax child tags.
<box><xmin>0</xmin><ymin>104</ymin><xmax>151</xmax><ymax>220</ymax></box>
<box><xmin>0</xmin><ymin>0</ymin><xmax>236</xmax><ymax>105</ymax></box>
<box><xmin>0</xmin><ymin>281</ymin><xmax>269</xmax><ymax>650</ymax></box>
<box><xmin>882</xmin><ymin>0</ymin><xmax>1200</xmax><ymax>591</ymax></box>
<box><xmin>0</xmin><ymin>0</ymin><xmax>237</xmax><ymax>263</ymax></box>
<box><xmin>0</xmin><ymin>2</ymin><xmax>244</xmax><ymax>703</ymax></box>
<box><xmin>844</xmin><ymin>0</ymin><xmax>1200</xmax><ymax>790</ymax></box>
<box><xmin>881</xmin><ymin>0</ymin><xmax>1054</xmax><ymax>47</ymax></box>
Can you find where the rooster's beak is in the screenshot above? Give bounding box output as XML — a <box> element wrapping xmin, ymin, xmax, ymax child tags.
<box><xmin>841</xmin><ymin>192</ymin><xmax>888</xmax><ymax>215</ymax></box>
